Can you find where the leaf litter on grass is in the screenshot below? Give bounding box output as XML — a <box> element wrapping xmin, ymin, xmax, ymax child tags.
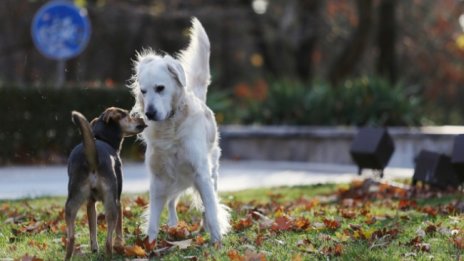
<box><xmin>1</xmin><ymin>179</ymin><xmax>463</xmax><ymax>260</ymax></box>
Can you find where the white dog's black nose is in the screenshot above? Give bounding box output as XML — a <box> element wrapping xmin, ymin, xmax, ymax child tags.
<box><xmin>145</xmin><ymin>109</ymin><xmax>157</xmax><ymax>121</ymax></box>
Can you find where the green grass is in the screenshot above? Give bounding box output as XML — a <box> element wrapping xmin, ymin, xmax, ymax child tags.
<box><xmin>0</xmin><ymin>182</ymin><xmax>463</xmax><ymax>260</ymax></box>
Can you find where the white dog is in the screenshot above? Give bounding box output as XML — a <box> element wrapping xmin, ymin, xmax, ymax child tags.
<box><xmin>129</xmin><ymin>18</ymin><xmax>230</xmax><ymax>243</ymax></box>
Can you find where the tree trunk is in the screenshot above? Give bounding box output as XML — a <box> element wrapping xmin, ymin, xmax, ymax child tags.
<box><xmin>295</xmin><ymin>0</ymin><xmax>322</xmax><ymax>82</ymax></box>
<box><xmin>328</xmin><ymin>0</ymin><xmax>373</xmax><ymax>87</ymax></box>
<box><xmin>376</xmin><ymin>0</ymin><xmax>397</xmax><ymax>83</ymax></box>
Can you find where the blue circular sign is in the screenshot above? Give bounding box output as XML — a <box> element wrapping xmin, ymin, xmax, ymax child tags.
<box><xmin>31</xmin><ymin>0</ymin><xmax>91</xmax><ymax>60</ymax></box>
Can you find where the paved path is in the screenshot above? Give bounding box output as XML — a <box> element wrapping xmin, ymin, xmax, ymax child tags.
<box><xmin>0</xmin><ymin>161</ymin><xmax>413</xmax><ymax>199</ymax></box>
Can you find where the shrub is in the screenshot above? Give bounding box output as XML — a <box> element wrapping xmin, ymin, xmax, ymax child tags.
<box><xmin>224</xmin><ymin>77</ymin><xmax>424</xmax><ymax>126</ymax></box>
<box><xmin>0</xmin><ymin>86</ymin><xmax>143</xmax><ymax>165</ymax></box>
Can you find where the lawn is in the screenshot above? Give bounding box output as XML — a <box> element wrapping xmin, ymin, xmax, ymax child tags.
<box><xmin>0</xmin><ymin>180</ymin><xmax>463</xmax><ymax>260</ymax></box>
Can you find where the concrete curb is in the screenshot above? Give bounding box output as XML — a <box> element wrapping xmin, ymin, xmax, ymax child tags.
<box><xmin>0</xmin><ymin>161</ymin><xmax>413</xmax><ymax>200</ymax></box>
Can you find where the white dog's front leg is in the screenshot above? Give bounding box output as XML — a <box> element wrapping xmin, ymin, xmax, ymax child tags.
<box><xmin>194</xmin><ymin>172</ymin><xmax>221</xmax><ymax>242</ymax></box>
<box><xmin>147</xmin><ymin>183</ymin><xmax>167</xmax><ymax>242</ymax></box>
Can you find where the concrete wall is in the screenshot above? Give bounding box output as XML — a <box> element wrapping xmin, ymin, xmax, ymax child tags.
<box><xmin>219</xmin><ymin>126</ymin><xmax>464</xmax><ymax>168</ymax></box>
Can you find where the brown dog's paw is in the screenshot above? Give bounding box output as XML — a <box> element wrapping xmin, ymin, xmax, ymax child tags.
<box><xmin>114</xmin><ymin>237</ymin><xmax>125</xmax><ymax>248</ymax></box>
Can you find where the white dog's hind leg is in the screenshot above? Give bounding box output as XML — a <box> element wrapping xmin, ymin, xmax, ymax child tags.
<box><xmin>211</xmin><ymin>147</ymin><xmax>221</xmax><ymax>192</ymax></box>
<box><xmin>193</xmin><ymin>163</ymin><xmax>230</xmax><ymax>243</ymax></box>
<box><xmin>147</xmin><ymin>179</ymin><xmax>167</xmax><ymax>242</ymax></box>
<box><xmin>194</xmin><ymin>172</ymin><xmax>221</xmax><ymax>242</ymax></box>
<box><xmin>167</xmin><ymin>195</ymin><xmax>179</xmax><ymax>227</ymax></box>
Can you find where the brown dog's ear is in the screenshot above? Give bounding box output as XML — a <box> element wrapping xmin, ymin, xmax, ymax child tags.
<box><xmin>90</xmin><ymin>118</ymin><xmax>98</xmax><ymax>127</ymax></box>
<box><xmin>101</xmin><ymin>107</ymin><xmax>128</xmax><ymax>123</ymax></box>
<box><xmin>102</xmin><ymin>108</ymin><xmax>120</xmax><ymax>123</ymax></box>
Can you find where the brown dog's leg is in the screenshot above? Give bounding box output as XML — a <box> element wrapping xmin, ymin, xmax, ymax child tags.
<box><xmin>104</xmin><ymin>196</ymin><xmax>118</xmax><ymax>258</ymax></box>
<box><xmin>87</xmin><ymin>199</ymin><xmax>98</xmax><ymax>252</ymax></box>
<box><xmin>65</xmin><ymin>198</ymin><xmax>82</xmax><ymax>261</ymax></box>
<box><xmin>114</xmin><ymin>200</ymin><xmax>124</xmax><ymax>248</ymax></box>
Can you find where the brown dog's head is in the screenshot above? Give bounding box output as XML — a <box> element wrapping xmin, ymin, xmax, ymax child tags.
<box><xmin>91</xmin><ymin>107</ymin><xmax>147</xmax><ymax>137</ymax></box>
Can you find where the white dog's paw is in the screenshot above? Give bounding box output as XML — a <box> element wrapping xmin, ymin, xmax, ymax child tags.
<box><xmin>147</xmin><ymin>228</ymin><xmax>159</xmax><ymax>243</ymax></box>
<box><xmin>210</xmin><ymin>234</ymin><xmax>222</xmax><ymax>246</ymax></box>
<box><xmin>167</xmin><ymin>219</ymin><xmax>178</xmax><ymax>227</ymax></box>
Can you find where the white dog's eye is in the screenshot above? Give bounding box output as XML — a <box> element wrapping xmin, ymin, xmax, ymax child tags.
<box><xmin>140</xmin><ymin>89</ymin><xmax>147</xmax><ymax>95</ymax></box>
<box><xmin>155</xmin><ymin>85</ymin><xmax>165</xmax><ymax>93</ymax></box>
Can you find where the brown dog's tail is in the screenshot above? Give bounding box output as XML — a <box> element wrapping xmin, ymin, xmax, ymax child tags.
<box><xmin>72</xmin><ymin>111</ymin><xmax>98</xmax><ymax>173</ymax></box>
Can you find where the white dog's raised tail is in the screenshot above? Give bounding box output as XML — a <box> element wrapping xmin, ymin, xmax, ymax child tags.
<box><xmin>179</xmin><ymin>18</ymin><xmax>211</xmax><ymax>102</ymax></box>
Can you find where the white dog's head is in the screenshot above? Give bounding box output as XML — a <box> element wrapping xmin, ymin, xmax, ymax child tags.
<box><xmin>131</xmin><ymin>52</ymin><xmax>186</xmax><ymax>122</ymax></box>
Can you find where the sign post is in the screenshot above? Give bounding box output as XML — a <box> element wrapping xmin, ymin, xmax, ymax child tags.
<box><xmin>31</xmin><ymin>0</ymin><xmax>91</xmax><ymax>88</ymax></box>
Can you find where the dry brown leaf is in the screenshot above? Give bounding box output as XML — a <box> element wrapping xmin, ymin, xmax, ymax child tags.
<box><xmin>233</xmin><ymin>216</ymin><xmax>253</xmax><ymax>231</ymax></box>
<box><xmin>293</xmin><ymin>217</ymin><xmax>310</xmax><ymax>231</ymax></box>
<box><xmin>194</xmin><ymin>235</ymin><xmax>206</xmax><ymax>246</ymax></box>
<box><xmin>452</xmin><ymin>236</ymin><xmax>464</xmax><ymax>249</ymax></box>
<box><xmin>228</xmin><ymin>249</ymin><xmax>244</xmax><ymax>261</ymax></box>
<box><xmin>340</xmin><ymin>209</ymin><xmax>356</xmax><ymax>219</ymax></box>
<box><xmin>398</xmin><ymin>199</ymin><xmax>417</xmax><ymax>210</ymax></box>
<box><xmin>271</xmin><ymin>216</ymin><xmax>293</xmax><ymax>232</ymax></box>
<box><xmin>255</xmin><ymin>234</ymin><xmax>265</xmax><ymax>246</ymax></box>
<box><xmin>243</xmin><ymin>249</ymin><xmax>267</xmax><ymax>261</ymax></box>
<box><xmin>421</xmin><ymin>206</ymin><xmax>438</xmax><ymax>217</ymax></box>
<box><xmin>124</xmin><ymin>245</ymin><xmax>147</xmax><ymax>257</ymax></box>
<box><xmin>134</xmin><ymin>196</ymin><xmax>148</xmax><ymax>207</ymax></box>
<box><xmin>167</xmin><ymin>221</ymin><xmax>191</xmax><ymax>240</ymax></box>
<box><xmin>323</xmin><ymin>218</ymin><xmax>341</xmax><ymax>230</ymax></box>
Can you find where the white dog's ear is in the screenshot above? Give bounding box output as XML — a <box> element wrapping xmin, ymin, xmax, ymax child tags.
<box><xmin>165</xmin><ymin>56</ymin><xmax>186</xmax><ymax>88</ymax></box>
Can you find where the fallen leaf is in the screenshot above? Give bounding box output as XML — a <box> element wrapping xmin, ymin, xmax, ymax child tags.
<box><xmin>167</xmin><ymin>221</ymin><xmax>190</xmax><ymax>240</ymax></box>
<box><xmin>271</xmin><ymin>216</ymin><xmax>292</xmax><ymax>232</ymax></box>
<box><xmin>166</xmin><ymin>239</ymin><xmax>193</xmax><ymax>250</ymax></box>
<box><xmin>340</xmin><ymin>209</ymin><xmax>356</xmax><ymax>219</ymax></box>
<box><xmin>335</xmin><ymin>231</ymin><xmax>350</xmax><ymax>242</ymax></box>
<box><xmin>365</xmin><ymin>215</ymin><xmax>376</xmax><ymax>225</ymax></box>
<box><xmin>415</xmin><ymin>243</ymin><xmax>431</xmax><ymax>252</ymax></box>
<box><xmin>234</xmin><ymin>216</ymin><xmax>253</xmax><ymax>231</ymax></box>
<box><xmin>293</xmin><ymin>217</ymin><xmax>310</xmax><ymax>231</ymax></box>
<box><xmin>321</xmin><ymin>243</ymin><xmax>343</xmax><ymax>256</ymax></box>
<box><xmin>124</xmin><ymin>245</ymin><xmax>146</xmax><ymax>257</ymax></box>
<box><xmin>421</xmin><ymin>206</ymin><xmax>438</xmax><ymax>217</ymax></box>
<box><xmin>452</xmin><ymin>236</ymin><xmax>464</xmax><ymax>249</ymax></box>
<box><xmin>425</xmin><ymin>224</ymin><xmax>437</xmax><ymax>235</ymax></box>
<box><xmin>134</xmin><ymin>196</ymin><xmax>148</xmax><ymax>207</ymax></box>
<box><xmin>255</xmin><ymin>234</ymin><xmax>265</xmax><ymax>247</ymax></box>
<box><xmin>194</xmin><ymin>235</ymin><xmax>206</xmax><ymax>246</ymax></box>
<box><xmin>28</xmin><ymin>240</ymin><xmax>47</xmax><ymax>250</ymax></box>
<box><xmin>323</xmin><ymin>218</ymin><xmax>341</xmax><ymax>230</ymax></box>
<box><xmin>123</xmin><ymin>207</ymin><xmax>133</xmax><ymax>218</ymax></box>
<box><xmin>398</xmin><ymin>199</ymin><xmax>417</xmax><ymax>210</ymax></box>
<box><xmin>228</xmin><ymin>249</ymin><xmax>244</xmax><ymax>261</ymax></box>
<box><xmin>407</xmin><ymin>236</ymin><xmax>422</xmax><ymax>246</ymax></box>
<box><xmin>136</xmin><ymin>236</ymin><xmax>156</xmax><ymax>252</ymax></box>
<box><xmin>243</xmin><ymin>249</ymin><xmax>267</xmax><ymax>261</ymax></box>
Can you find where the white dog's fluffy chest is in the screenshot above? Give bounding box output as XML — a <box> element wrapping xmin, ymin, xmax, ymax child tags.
<box><xmin>143</xmin><ymin>102</ymin><xmax>217</xmax><ymax>191</ymax></box>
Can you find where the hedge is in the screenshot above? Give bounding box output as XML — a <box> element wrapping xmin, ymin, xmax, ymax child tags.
<box><xmin>0</xmin><ymin>87</ymin><xmax>143</xmax><ymax>165</ymax></box>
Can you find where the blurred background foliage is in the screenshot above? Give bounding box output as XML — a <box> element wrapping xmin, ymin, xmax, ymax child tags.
<box><xmin>220</xmin><ymin>77</ymin><xmax>424</xmax><ymax>126</ymax></box>
<box><xmin>0</xmin><ymin>86</ymin><xmax>143</xmax><ymax>165</ymax></box>
<box><xmin>2</xmin><ymin>0</ymin><xmax>464</xmax><ymax>163</ymax></box>
<box><xmin>0</xmin><ymin>78</ymin><xmax>423</xmax><ymax>164</ymax></box>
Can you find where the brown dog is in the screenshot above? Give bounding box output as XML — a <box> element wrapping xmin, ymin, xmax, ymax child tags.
<box><xmin>65</xmin><ymin>107</ymin><xmax>146</xmax><ymax>260</ymax></box>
